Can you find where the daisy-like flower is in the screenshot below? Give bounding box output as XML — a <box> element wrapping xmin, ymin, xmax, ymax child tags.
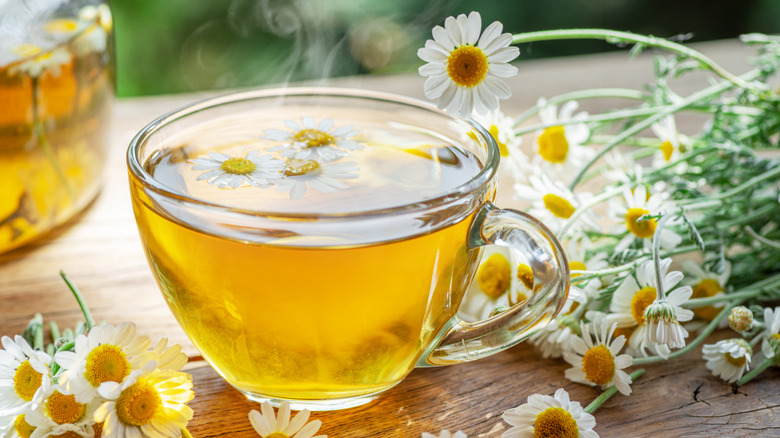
<box><xmin>44</xmin><ymin>14</ymin><xmax>108</xmax><ymax>58</ymax></box>
<box><xmin>54</xmin><ymin>322</ymin><xmax>152</xmax><ymax>404</ymax></box>
<box><xmin>262</xmin><ymin>117</ymin><xmax>363</xmax><ymax>162</ymax></box>
<box><xmin>95</xmin><ymin>362</ymin><xmax>194</xmax><ymax>438</ymax></box>
<box><xmin>422</xmin><ymin>431</ymin><xmax>467</xmax><ymax>438</ymax></box>
<box><xmin>8</xmin><ymin>44</ymin><xmax>71</xmax><ymax>78</ymax></box>
<box><xmin>532</xmin><ymin>98</ymin><xmax>594</xmax><ymax>181</ymax></box>
<box><xmin>529</xmin><ymin>317</ymin><xmax>578</xmax><ymax>360</ymax></box>
<box><xmin>643</xmin><ymin>298</ymin><xmax>689</xmax><ymax>350</ymax></box>
<box><xmin>459</xmin><ymin>246</ymin><xmax>532</xmax><ymax>322</ymax></box>
<box><xmin>607</xmin><ymin>258</ymin><xmax>693</xmax><ymax>358</ymax></box>
<box><xmin>417</xmin><ymin>11</ymin><xmax>519</xmax><ymax>116</ymax></box>
<box><xmin>248</xmin><ymin>401</ymin><xmax>325</xmax><ymax>438</ymax></box>
<box><xmin>471</xmin><ymin>109</ymin><xmax>521</xmax><ymax>157</ymax></box>
<box><xmin>650</xmin><ymin>115</ymin><xmax>686</xmax><ymax>168</ymax></box>
<box><xmin>191</xmin><ymin>150</ymin><xmax>285</xmax><ymax>189</ymax></box>
<box><xmin>760</xmin><ymin>307</ymin><xmax>780</xmax><ymax>359</ymax></box>
<box><xmin>684</xmin><ymin>260</ymin><xmax>731</xmax><ymax>323</ymax></box>
<box><xmin>276</xmin><ymin>159</ymin><xmax>358</xmax><ymax>200</ymax></box>
<box><xmin>0</xmin><ymin>336</ymin><xmax>52</xmax><ymax>417</ymax></box>
<box><xmin>565</xmin><ymin>238</ymin><xmax>608</xmax><ymax>302</ymax></box>
<box><xmin>609</xmin><ymin>185</ymin><xmax>682</xmax><ymax>253</ymax></box>
<box><xmin>514</xmin><ymin>174</ymin><xmax>598</xmax><ymax>236</ymax></box>
<box><xmin>702</xmin><ymin>338</ymin><xmax>752</xmax><ymax>383</ymax></box>
<box><xmin>563</xmin><ymin>321</ymin><xmax>633</xmax><ymax>395</ymax></box>
<box><xmin>25</xmin><ymin>384</ymin><xmax>100</xmax><ymax>438</ymax></box>
<box><xmin>502</xmin><ymin>388</ymin><xmax>598</xmax><ymax>438</ymax></box>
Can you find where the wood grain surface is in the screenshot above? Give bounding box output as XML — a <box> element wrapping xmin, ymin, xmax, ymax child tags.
<box><xmin>2</xmin><ymin>39</ymin><xmax>779</xmax><ymax>437</ymax></box>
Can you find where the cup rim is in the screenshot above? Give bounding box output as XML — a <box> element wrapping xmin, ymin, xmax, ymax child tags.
<box><xmin>127</xmin><ymin>86</ymin><xmax>500</xmax><ymax>219</ymax></box>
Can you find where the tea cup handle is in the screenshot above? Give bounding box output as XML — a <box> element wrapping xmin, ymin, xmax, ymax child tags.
<box><xmin>417</xmin><ymin>202</ymin><xmax>570</xmax><ymax>366</ymax></box>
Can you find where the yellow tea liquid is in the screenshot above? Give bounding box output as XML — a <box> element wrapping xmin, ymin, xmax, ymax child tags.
<box><xmin>131</xmin><ymin>123</ymin><xmax>487</xmax><ymax>401</ymax></box>
<box><xmin>0</xmin><ymin>14</ymin><xmax>113</xmax><ymax>253</ymax></box>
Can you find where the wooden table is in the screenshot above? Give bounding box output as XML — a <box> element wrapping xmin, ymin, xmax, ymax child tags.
<box><xmin>2</xmin><ymin>39</ymin><xmax>779</xmax><ymax>437</ymax></box>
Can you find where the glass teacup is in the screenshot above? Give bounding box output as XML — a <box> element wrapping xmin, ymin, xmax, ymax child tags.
<box><xmin>0</xmin><ymin>0</ymin><xmax>114</xmax><ymax>253</ymax></box>
<box><xmin>127</xmin><ymin>88</ymin><xmax>569</xmax><ymax>410</ymax></box>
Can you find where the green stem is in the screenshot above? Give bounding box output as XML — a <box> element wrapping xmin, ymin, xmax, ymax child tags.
<box><xmin>737</xmin><ymin>356</ymin><xmax>775</xmax><ymax>386</ymax></box>
<box><xmin>50</xmin><ymin>321</ymin><xmax>61</xmax><ymax>343</ymax></box>
<box><xmin>511</xmin><ymin>29</ymin><xmax>754</xmax><ymax>89</ymax></box>
<box><xmin>556</xmin><ymin>187</ymin><xmax>624</xmax><ymax>240</ymax></box>
<box><xmin>745</xmin><ymin>226</ymin><xmax>780</xmax><ymax>249</ymax></box>
<box><xmin>59</xmin><ymin>271</ymin><xmax>96</xmax><ymax>330</ymax></box>
<box><xmin>717</xmin><ymin>204</ymin><xmax>777</xmax><ymax>230</ymax></box>
<box><xmin>514</xmin><ymin>88</ymin><xmax>647</xmax><ymax>125</ymax></box>
<box><xmin>32</xmin><ymin>77</ymin><xmax>74</xmax><ymax>201</ymax></box>
<box><xmin>514</xmin><ymin>105</ymin><xmax>675</xmax><ymax>137</ymax></box>
<box><xmin>651</xmin><ymin>214</ymin><xmax>674</xmax><ymax>302</ymax></box>
<box><xmin>584</xmin><ymin>368</ymin><xmax>646</xmax><ymax>414</ymax></box>
<box><xmin>678</xmin><ymin>166</ymin><xmax>780</xmax><ymax>206</ymax></box>
<box><xmin>633</xmin><ymin>299</ymin><xmax>744</xmax><ymax>365</ymax></box>
<box><xmin>683</xmin><ymin>275</ymin><xmax>780</xmax><ymax>308</ymax></box>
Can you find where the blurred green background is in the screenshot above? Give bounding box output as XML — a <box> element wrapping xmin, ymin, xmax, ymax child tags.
<box><xmin>110</xmin><ymin>0</ymin><xmax>780</xmax><ymax>97</ymax></box>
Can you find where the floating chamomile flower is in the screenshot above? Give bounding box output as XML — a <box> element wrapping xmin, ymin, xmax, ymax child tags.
<box><xmin>702</xmin><ymin>338</ymin><xmax>752</xmax><ymax>383</ymax></box>
<box><xmin>514</xmin><ymin>174</ymin><xmax>598</xmax><ymax>237</ymax></box>
<box><xmin>606</xmin><ymin>258</ymin><xmax>693</xmax><ymax>358</ymax></box>
<box><xmin>502</xmin><ymin>388</ymin><xmax>598</xmax><ymax>438</ymax></box>
<box><xmin>191</xmin><ymin>150</ymin><xmax>284</xmax><ymax>189</ymax></box>
<box><xmin>54</xmin><ymin>322</ymin><xmax>152</xmax><ymax>404</ymax></box>
<box><xmin>94</xmin><ymin>362</ymin><xmax>194</xmax><ymax>438</ymax></box>
<box><xmin>760</xmin><ymin>307</ymin><xmax>780</xmax><ymax>359</ymax></box>
<box><xmin>563</xmin><ymin>321</ymin><xmax>634</xmax><ymax>395</ymax></box>
<box><xmin>25</xmin><ymin>384</ymin><xmax>100</xmax><ymax>438</ymax></box>
<box><xmin>0</xmin><ymin>336</ymin><xmax>52</xmax><ymax>417</ymax></box>
<box><xmin>262</xmin><ymin>117</ymin><xmax>363</xmax><ymax>162</ymax></box>
<box><xmin>276</xmin><ymin>160</ymin><xmax>359</xmax><ymax>200</ymax></box>
<box><xmin>423</xmin><ymin>431</ymin><xmax>467</xmax><ymax>438</ymax></box>
<box><xmin>459</xmin><ymin>246</ymin><xmax>532</xmax><ymax>322</ymax></box>
<box><xmin>417</xmin><ymin>11</ymin><xmax>519</xmax><ymax>116</ymax></box>
<box><xmin>532</xmin><ymin>98</ymin><xmax>594</xmax><ymax>181</ymax></box>
<box><xmin>609</xmin><ymin>186</ymin><xmax>682</xmax><ymax>252</ymax></box>
<box><xmin>8</xmin><ymin>44</ymin><xmax>71</xmax><ymax>78</ymax></box>
<box><xmin>249</xmin><ymin>401</ymin><xmax>325</xmax><ymax>438</ymax></box>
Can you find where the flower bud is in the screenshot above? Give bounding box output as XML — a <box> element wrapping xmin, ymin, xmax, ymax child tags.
<box><xmin>728</xmin><ymin>306</ymin><xmax>753</xmax><ymax>332</ymax></box>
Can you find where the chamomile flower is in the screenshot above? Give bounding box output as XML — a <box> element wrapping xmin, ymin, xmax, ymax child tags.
<box><xmin>276</xmin><ymin>160</ymin><xmax>359</xmax><ymax>200</ymax></box>
<box><xmin>650</xmin><ymin>115</ymin><xmax>685</xmax><ymax>168</ymax></box>
<box><xmin>25</xmin><ymin>384</ymin><xmax>99</xmax><ymax>438</ymax></box>
<box><xmin>191</xmin><ymin>150</ymin><xmax>285</xmax><ymax>189</ymax></box>
<box><xmin>471</xmin><ymin>109</ymin><xmax>521</xmax><ymax>157</ymax></box>
<box><xmin>532</xmin><ymin>98</ymin><xmax>593</xmax><ymax>181</ymax></box>
<box><xmin>502</xmin><ymin>388</ymin><xmax>598</xmax><ymax>438</ymax></box>
<box><xmin>514</xmin><ymin>174</ymin><xmax>598</xmax><ymax>236</ymax></box>
<box><xmin>529</xmin><ymin>317</ymin><xmax>578</xmax><ymax>359</ymax></box>
<box><xmin>607</xmin><ymin>258</ymin><xmax>693</xmax><ymax>358</ymax></box>
<box><xmin>262</xmin><ymin>117</ymin><xmax>363</xmax><ymax>162</ymax></box>
<box><xmin>8</xmin><ymin>44</ymin><xmax>71</xmax><ymax>78</ymax></box>
<box><xmin>417</xmin><ymin>11</ymin><xmax>519</xmax><ymax>116</ymax></box>
<box><xmin>643</xmin><ymin>298</ymin><xmax>689</xmax><ymax>350</ymax></box>
<box><xmin>702</xmin><ymin>338</ymin><xmax>752</xmax><ymax>383</ymax></box>
<box><xmin>248</xmin><ymin>401</ymin><xmax>325</xmax><ymax>438</ymax></box>
<box><xmin>94</xmin><ymin>362</ymin><xmax>194</xmax><ymax>438</ymax></box>
<box><xmin>422</xmin><ymin>431</ymin><xmax>467</xmax><ymax>438</ymax></box>
<box><xmin>759</xmin><ymin>307</ymin><xmax>780</xmax><ymax>359</ymax></box>
<box><xmin>609</xmin><ymin>186</ymin><xmax>682</xmax><ymax>252</ymax></box>
<box><xmin>7</xmin><ymin>414</ymin><xmax>37</xmax><ymax>438</ymax></box>
<box><xmin>565</xmin><ymin>238</ymin><xmax>608</xmax><ymax>302</ymax></box>
<box><xmin>563</xmin><ymin>321</ymin><xmax>634</xmax><ymax>395</ymax></box>
<box><xmin>54</xmin><ymin>322</ymin><xmax>152</xmax><ymax>404</ymax></box>
<box><xmin>0</xmin><ymin>336</ymin><xmax>52</xmax><ymax>417</ymax></box>
<box><xmin>459</xmin><ymin>246</ymin><xmax>531</xmax><ymax>322</ymax></box>
<box><xmin>684</xmin><ymin>260</ymin><xmax>731</xmax><ymax>323</ymax></box>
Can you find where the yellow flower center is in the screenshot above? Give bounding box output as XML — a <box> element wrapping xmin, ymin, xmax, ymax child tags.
<box><xmin>45</xmin><ymin>19</ymin><xmax>79</xmax><ymax>34</ymax></box>
<box><xmin>691</xmin><ymin>279</ymin><xmax>724</xmax><ymax>321</ymax></box>
<box><xmin>284</xmin><ymin>159</ymin><xmax>320</xmax><ymax>176</ymax></box>
<box><xmin>11</xmin><ymin>43</ymin><xmax>43</xmax><ymax>58</ymax></box>
<box><xmin>84</xmin><ymin>344</ymin><xmax>130</xmax><ymax>387</ymax></box>
<box><xmin>516</xmin><ymin>263</ymin><xmax>535</xmax><ymax>290</ymax></box>
<box><xmin>488</xmin><ymin>125</ymin><xmax>509</xmax><ymax>156</ymax></box>
<box><xmin>46</xmin><ymin>390</ymin><xmax>86</xmax><ymax>424</ymax></box>
<box><xmin>51</xmin><ymin>432</ymin><xmax>84</xmax><ymax>438</ymax></box>
<box><xmin>266</xmin><ymin>434</ymin><xmax>290</xmax><ymax>438</ymax></box>
<box><xmin>509</xmin><ymin>291</ymin><xmax>528</xmax><ymax>306</ymax></box>
<box><xmin>477</xmin><ymin>254</ymin><xmax>512</xmax><ymax>299</ymax></box>
<box><xmin>14</xmin><ymin>360</ymin><xmax>43</xmax><ymax>402</ymax></box>
<box><xmin>446</xmin><ymin>45</ymin><xmax>488</xmax><ymax>87</ymax></box>
<box><xmin>115</xmin><ymin>379</ymin><xmax>162</xmax><ymax>427</ymax></box>
<box><xmin>533</xmin><ymin>406</ymin><xmax>578</xmax><ymax>438</ymax></box>
<box><xmin>220</xmin><ymin>157</ymin><xmax>256</xmax><ymax>175</ymax></box>
<box><xmin>625</xmin><ymin>208</ymin><xmax>657</xmax><ymax>239</ymax></box>
<box><xmin>724</xmin><ymin>352</ymin><xmax>747</xmax><ymax>367</ymax></box>
<box><xmin>538</xmin><ymin>126</ymin><xmax>569</xmax><ymax>163</ymax></box>
<box><xmin>542</xmin><ymin>193</ymin><xmax>576</xmax><ymax>219</ymax></box>
<box><xmin>613</xmin><ymin>326</ymin><xmax>634</xmax><ymax>345</ymax></box>
<box><xmin>293</xmin><ymin>129</ymin><xmax>335</xmax><ymax>148</ymax></box>
<box><xmin>631</xmin><ymin>286</ymin><xmax>657</xmax><ymax>325</ymax></box>
<box><xmin>93</xmin><ymin>422</ymin><xmax>105</xmax><ymax>437</ymax></box>
<box><xmin>660</xmin><ymin>140</ymin><xmax>674</xmax><ymax>162</ymax></box>
<box><xmin>569</xmin><ymin>260</ymin><xmax>586</xmax><ymax>278</ymax></box>
<box><xmin>15</xmin><ymin>415</ymin><xmax>36</xmax><ymax>438</ymax></box>
<box><xmin>581</xmin><ymin>344</ymin><xmax>616</xmax><ymax>386</ymax></box>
